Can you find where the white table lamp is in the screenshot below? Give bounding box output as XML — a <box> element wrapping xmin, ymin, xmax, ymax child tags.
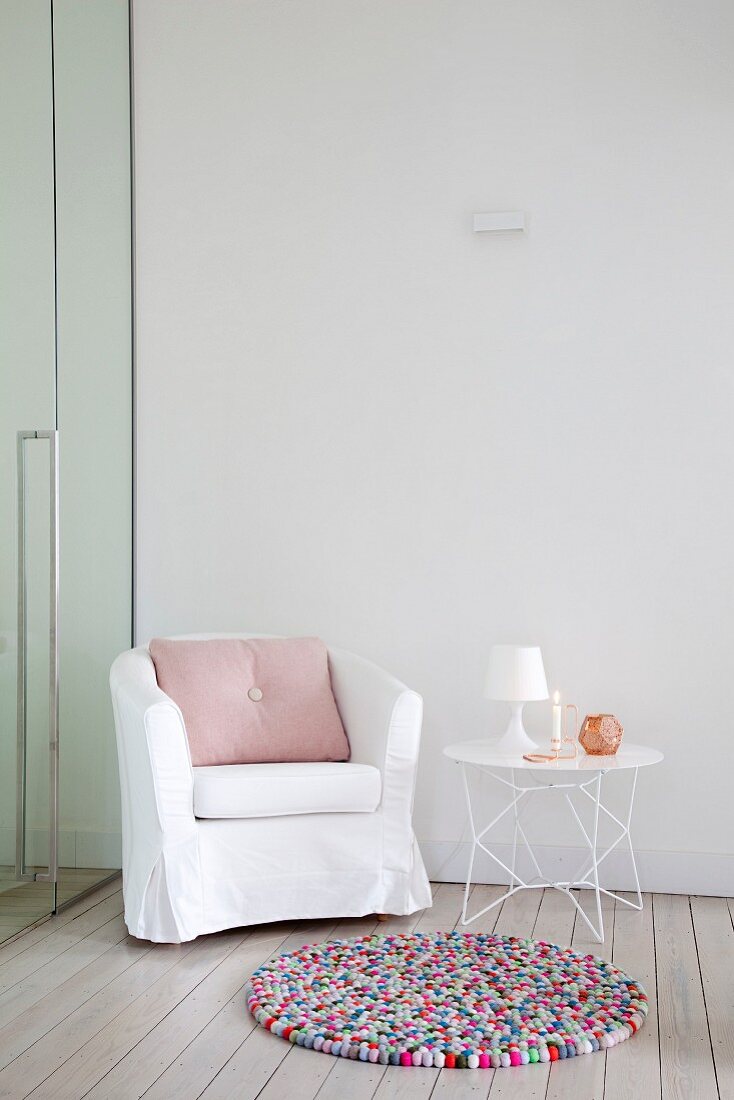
<box><xmin>485</xmin><ymin>645</ymin><xmax>549</xmax><ymax>754</ymax></box>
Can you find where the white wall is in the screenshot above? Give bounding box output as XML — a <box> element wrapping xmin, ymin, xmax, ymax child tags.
<box><xmin>134</xmin><ymin>0</ymin><xmax>734</xmax><ymax>894</ymax></box>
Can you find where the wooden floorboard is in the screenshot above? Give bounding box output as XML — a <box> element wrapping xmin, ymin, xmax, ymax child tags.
<box><xmin>654</xmin><ymin>892</ymin><xmax>719</xmax><ymax>1100</ymax></box>
<box><xmin>0</xmin><ymin>880</ymin><xmax>724</xmax><ymax>1100</ymax></box>
<box><xmin>313</xmin><ymin>1056</ymin><xmax>392</xmax><ymax>1100</ymax></box>
<box><xmin>690</xmin><ymin>895</ymin><xmax>733</xmax><ymax>1100</ymax></box>
<box><xmin>604</xmin><ymin>893</ymin><xmax>662</xmax><ymax>1100</ymax></box>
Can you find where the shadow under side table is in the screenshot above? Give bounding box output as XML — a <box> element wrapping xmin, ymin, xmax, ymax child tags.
<box><xmin>442</xmin><ymin>741</ymin><xmax>663</xmax><ymax>943</ymax></box>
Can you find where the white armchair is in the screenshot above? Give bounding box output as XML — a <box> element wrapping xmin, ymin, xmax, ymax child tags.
<box><xmin>110</xmin><ymin>634</ymin><xmax>432</xmax><ymax>942</ymax></box>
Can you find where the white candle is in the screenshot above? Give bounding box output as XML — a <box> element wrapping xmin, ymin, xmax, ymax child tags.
<box><xmin>551</xmin><ymin>691</ymin><xmax>562</xmax><ymax>750</ymax></box>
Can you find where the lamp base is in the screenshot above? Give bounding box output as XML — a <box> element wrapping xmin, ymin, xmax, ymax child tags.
<box><xmin>494</xmin><ymin>702</ymin><xmax>539</xmax><ymax>755</ymax></box>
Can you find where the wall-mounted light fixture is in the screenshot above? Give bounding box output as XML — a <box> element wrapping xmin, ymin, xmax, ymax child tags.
<box><xmin>473</xmin><ymin>211</ymin><xmax>525</xmax><ymax>232</ymax></box>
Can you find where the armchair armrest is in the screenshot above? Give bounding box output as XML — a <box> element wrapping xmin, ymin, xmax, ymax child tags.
<box><xmin>110</xmin><ymin>646</ymin><xmax>195</xmax><ymax>843</ymax></box>
<box><xmin>328</xmin><ymin>647</ymin><xmax>423</xmax><ymax>877</ymax></box>
<box><xmin>328</xmin><ymin>647</ymin><xmax>422</xmax><ymax>774</ymax></box>
<box><xmin>110</xmin><ymin>647</ymin><xmax>201</xmax><ymax>940</ymax></box>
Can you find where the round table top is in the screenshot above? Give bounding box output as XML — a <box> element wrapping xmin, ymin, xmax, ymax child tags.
<box><xmin>443</xmin><ymin>740</ymin><xmax>663</xmax><ymax>771</ymax></box>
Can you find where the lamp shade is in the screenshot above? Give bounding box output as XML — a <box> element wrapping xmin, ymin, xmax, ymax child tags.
<box><xmin>485</xmin><ymin>645</ymin><xmax>548</xmax><ymax>702</ymax></box>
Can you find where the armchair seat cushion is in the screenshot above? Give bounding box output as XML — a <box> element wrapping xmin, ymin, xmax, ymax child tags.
<box><xmin>192</xmin><ymin>761</ymin><xmax>382</xmax><ymax>819</ymax></box>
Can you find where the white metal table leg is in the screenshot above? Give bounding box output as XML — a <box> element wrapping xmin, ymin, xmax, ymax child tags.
<box><xmin>457</xmin><ymin>762</ymin><xmax>645</xmax><ymax>940</ymax></box>
<box><xmin>562</xmin><ymin>774</ymin><xmax>606</xmax><ymax>942</ymax></box>
<box><xmin>510</xmin><ymin>768</ymin><xmax>519</xmax><ymax>885</ymax></box>
<box><xmin>573</xmin><ymin>766</ymin><xmax>643</xmax><ymax>913</ymax></box>
<box><xmin>624</xmin><ymin>768</ymin><xmax>643</xmax><ymax>910</ymax></box>
<box><xmin>459</xmin><ymin>763</ymin><xmax>531</xmax><ymax>926</ymax></box>
<box><xmin>590</xmin><ymin>771</ymin><xmax>603</xmax><ymax>941</ymax></box>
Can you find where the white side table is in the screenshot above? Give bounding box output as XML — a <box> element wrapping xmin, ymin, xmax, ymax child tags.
<box><xmin>443</xmin><ymin>741</ymin><xmax>663</xmax><ymax>942</ymax></box>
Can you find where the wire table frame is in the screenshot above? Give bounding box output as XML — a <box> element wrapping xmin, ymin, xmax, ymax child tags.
<box><xmin>443</xmin><ymin>742</ymin><xmax>664</xmax><ymax>943</ymax></box>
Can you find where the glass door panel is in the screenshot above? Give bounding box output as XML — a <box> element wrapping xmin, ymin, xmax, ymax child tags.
<box><xmin>0</xmin><ymin>1</ymin><xmax>131</xmax><ymax>940</ymax></box>
<box><xmin>0</xmin><ymin>1</ymin><xmax>57</xmax><ymax>940</ymax></box>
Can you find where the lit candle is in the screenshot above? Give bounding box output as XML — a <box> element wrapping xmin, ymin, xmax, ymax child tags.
<box><xmin>551</xmin><ymin>691</ymin><xmax>562</xmax><ymax>751</ymax></box>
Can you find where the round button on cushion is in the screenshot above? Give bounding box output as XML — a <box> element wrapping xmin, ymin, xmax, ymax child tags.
<box><xmin>248</xmin><ymin>687</ymin><xmax>263</xmax><ymax>702</ymax></box>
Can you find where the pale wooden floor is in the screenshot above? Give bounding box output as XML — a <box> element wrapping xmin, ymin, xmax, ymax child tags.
<box><xmin>0</xmin><ymin>878</ymin><xmax>731</xmax><ymax>1099</ymax></box>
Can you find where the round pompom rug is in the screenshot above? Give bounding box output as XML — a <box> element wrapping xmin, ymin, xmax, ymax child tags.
<box><xmin>246</xmin><ymin>931</ymin><xmax>647</xmax><ymax>1069</ymax></box>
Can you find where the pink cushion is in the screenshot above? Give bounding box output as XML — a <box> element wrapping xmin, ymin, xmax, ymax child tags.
<box><xmin>148</xmin><ymin>637</ymin><xmax>350</xmax><ymax>767</ymax></box>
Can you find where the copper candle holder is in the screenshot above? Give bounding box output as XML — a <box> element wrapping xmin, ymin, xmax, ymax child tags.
<box><xmin>524</xmin><ymin>702</ymin><xmax>579</xmax><ymax>764</ymax></box>
<box><xmin>560</xmin><ymin>702</ymin><xmax>578</xmax><ymax>759</ymax></box>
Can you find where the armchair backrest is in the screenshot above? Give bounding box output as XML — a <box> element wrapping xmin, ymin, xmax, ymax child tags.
<box><xmin>112</xmin><ymin>633</ymin><xmax>421</xmax><ymax>776</ymax></box>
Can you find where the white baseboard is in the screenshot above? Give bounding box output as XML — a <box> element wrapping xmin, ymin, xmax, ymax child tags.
<box><xmin>420</xmin><ymin>840</ymin><xmax>733</xmax><ymax>898</ymax></box>
<box><xmin>0</xmin><ymin>828</ymin><xmax>121</xmax><ymax>870</ymax></box>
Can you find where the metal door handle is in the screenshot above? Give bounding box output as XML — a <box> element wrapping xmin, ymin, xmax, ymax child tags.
<box><xmin>16</xmin><ymin>430</ymin><xmax>59</xmax><ymax>885</ymax></box>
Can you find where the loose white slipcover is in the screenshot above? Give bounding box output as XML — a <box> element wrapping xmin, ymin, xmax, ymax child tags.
<box><xmin>110</xmin><ymin>634</ymin><xmax>432</xmax><ymax>942</ymax></box>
